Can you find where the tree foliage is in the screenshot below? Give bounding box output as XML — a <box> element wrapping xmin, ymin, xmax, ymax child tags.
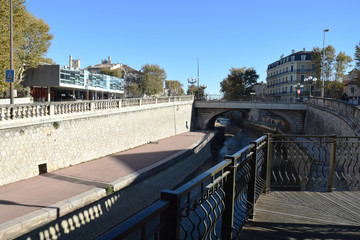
<box><xmin>311</xmin><ymin>45</ymin><xmax>352</xmax><ymax>82</ymax></box>
<box><xmin>355</xmin><ymin>41</ymin><xmax>360</xmax><ymax>87</ymax></box>
<box><xmin>0</xmin><ymin>0</ymin><xmax>53</xmax><ymax>95</ymax></box>
<box><xmin>100</xmin><ymin>68</ymin><xmax>123</xmax><ymax>78</ymax></box>
<box><xmin>165</xmin><ymin>80</ymin><xmax>184</xmax><ymax>96</ymax></box>
<box><xmin>187</xmin><ymin>84</ymin><xmax>206</xmax><ymax>99</ymax></box>
<box><xmin>128</xmin><ymin>83</ymin><xmax>142</xmax><ymax>98</ymax></box>
<box><xmin>334</xmin><ymin>52</ymin><xmax>352</xmax><ymax>81</ymax></box>
<box><xmin>220</xmin><ymin>67</ymin><xmax>259</xmax><ymax>100</ymax></box>
<box><xmin>140</xmin><ymin>64</ymin><xmax>166</xmax><ymax>96</ymax></box>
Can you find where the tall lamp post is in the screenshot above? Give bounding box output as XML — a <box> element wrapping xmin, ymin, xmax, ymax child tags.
<box><xmin>10</xmin><ymin>0</ymin><xmax>14</xmax><ymax>104</ymax></box>
<box><xmin>187</xmin><ymin>77</ymin><xmax>198</xmax><ymax>97</ymax></box>
<box><xmin>321</xmin><ymin>29</ymin><xmax>330</xmax><ymax>98</ymax></box>
<box><xmin>304</xmin><ymin>76</ymin><xmax>317</xmax><ymax>97</ymax></box>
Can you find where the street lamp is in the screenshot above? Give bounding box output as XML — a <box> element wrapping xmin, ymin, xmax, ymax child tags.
<box><xmin>187</xmin><ymin>77</ymin><xmax>198</xmax><ymax>96</ymax></box>
<box><xmin>250</xmin><ymin>92</ymin><xmax>256</xmax><ymax>101</ymax></box>
<box><xmin>321</xmin><ymin>29</ymin><xmax>330</xmax><ymax>98</ymax></box>
<box><xmin>10</xmin><ymin>0</ymin><xmax>14</xmax><ymax>104</ymax></box>
<box><xmin>304</xmin><ymin>76</ymin><xmax>317</xmax><ymax>97</ymax></box>
<box><xmin>294</xmin><ymin>83</ymin><xmax>304</xmax><ymax>100</ymax></box>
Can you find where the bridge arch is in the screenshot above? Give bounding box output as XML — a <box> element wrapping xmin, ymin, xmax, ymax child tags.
<box><xmin>194</xmin><ymin>101</ymin><xmax>307</xmax><ymax>133</ymax></box>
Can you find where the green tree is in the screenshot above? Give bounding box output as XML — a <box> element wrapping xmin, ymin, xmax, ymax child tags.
<box><xmin>220</xmin><ymin>67</ymin><xmax>259</xmax><ymax>100</ymax></box>
<box><xmin>311</xmin><ymin>47</ymin><xmax>322</xmax><ymax>81</ymax></box>
<box><xmin>165</xmin><ymin>80</ymin><xmax>184</xmax><ymax>96</ymax></box>
<box><xmin>140</xmin><ymin>64</ymin><xmax>166</xmax><ymax>96</ymax></box>
<box><xmin>323</xmin><ymin>45</ymin><xmax>336</xmax><ymax>81</ymax></box>
<box><xmin>186</xmin><ymin>84</ymin><xmax>207</xmax><ymax>99</ymax></box>
<box><xmin>0</xmin><ymin>0</ymin><xmax>53</xmax><ymax>95</ymax></box>
<box><xmin>100</xmin><ymin>68</ymin><xmax>123</xmax><ymax>78</ymax></box>
<box><xmin>355</xmin><ymin>41</ymin><xmax>360</xmax><ymax>86</ymax></box>
<box><xmin>334</xmin><ymin>52</ymin><xmax>352</xmax><ymax>81</ymax></box>
<box><xmin>325</xmin><ymin>80</ymin><xmax>343</xmax><ymax>99</ymax></box>
<box><xmin>128</xmin><ymin>83</ymin><xmax>142</xmax><ymax>97</ymax></box>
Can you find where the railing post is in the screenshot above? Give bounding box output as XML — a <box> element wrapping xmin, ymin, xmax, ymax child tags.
<box><xmin>247</xmin><ymin>142</ymin><xmax>258</xmax><ymax>220</ymax></box>
<box><xmin>118</xmin><ymin>99</ymin><xmax>122</xmax><ymax>109</ymax></box>
<box><xmin>328</xmin><ymin>135</ymin><xmax>337</xmax><ymax>192</ymax></box>
<box><xmin>160</xmin><ymin>190</ymin><xmax>181</xmax><ymax>239</ymax></box>
<box><xmin>221</xmin><ymin>156</ymin><xmax>236</xmax><ymax>240</ymax></box>
<box><xmin>49</xmin><ymin>104</ymin><xmax>54</xmax><ymax>116</ymax></box>
<box><xmin>264</xmin><ymin>133</ymin><xmax>273</xmax><ymax>194</ymax></box>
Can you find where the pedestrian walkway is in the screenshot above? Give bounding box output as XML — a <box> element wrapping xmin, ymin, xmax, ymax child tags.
<box><xmin>0</xmin><ymin>131</ymin><xmax>211</xmax><ymax>239</ymax></box>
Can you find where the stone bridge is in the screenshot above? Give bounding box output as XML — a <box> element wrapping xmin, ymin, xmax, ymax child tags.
<box><xmin>194</xmin><ymin>98</ymin><xmax>360</xmax><ymax>136</ymax></box>
<box><xmin>194</xmin><ymin>101</ymin><xmax>308</xmax><ymax>133</ymax></box>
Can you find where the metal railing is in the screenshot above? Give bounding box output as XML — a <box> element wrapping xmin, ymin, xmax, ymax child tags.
<box><xmin>96</xmin><ymin>134</ymin><xmax>360</xmax><ymax>239</ymax></box>
<box><xmin>97</xmin><ymin>135</ymin><xmax>268</xmax><ymax>240</ymax></box>
<box><xmin>0</xmin><ymin>96</ymin><xmax>194</xmax><ymax>122</ymax></box>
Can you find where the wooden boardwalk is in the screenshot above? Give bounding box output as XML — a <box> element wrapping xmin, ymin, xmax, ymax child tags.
<box><xmin>240</xmin><ymin>191</ymin><xmax>360</xmax><ymax>239</ymax></box>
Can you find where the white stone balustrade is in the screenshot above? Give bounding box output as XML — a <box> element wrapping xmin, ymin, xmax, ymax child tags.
<box><xmin>0</xmin><ymin>96</ymin><xmax>194</xmax><ymax>122</ymax></box>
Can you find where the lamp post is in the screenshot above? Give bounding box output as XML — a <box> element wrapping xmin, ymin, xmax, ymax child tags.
<box><xmin>10</xmin><ymin>0</ymin><xmax>14</xmax><ymax>104</ymax></box>
<box><xmin>294</xmin><ymin>83</ymin><xmax>303</xmax><ymax>101</ymax></box>
<box><xmin>250</xmin><ymin>92</ymin><xmax>256</xmax><ymax>102</ymax></box>
<box><xmin>321</xmin><ymin>29</ymin><xmax>330</xmax><ymax>98</ymax></box>
<box><xmin>187</xmin><ymin>77</ymin><xmax>198</xmax><ymax>97</ymax></box>
<box><xmin>304</xmin><ymin>76</ymin><xmax>317</xmax><ymax>97</ymax></box>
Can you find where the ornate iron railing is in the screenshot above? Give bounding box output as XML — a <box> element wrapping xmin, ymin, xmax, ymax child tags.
<box><xmin>96</xmin><ymin>134</ymin><xmax>360</xmax><ymax>239</ymax></box>
<box><xmin>270</xmin><ymin>134</ymin><xmax>360</xmax><ymax>192</ymax></box>
<box><xmin>97</xmin><ymin>136</ymin><xmax>268</xmax><ymax>240</ymax></box>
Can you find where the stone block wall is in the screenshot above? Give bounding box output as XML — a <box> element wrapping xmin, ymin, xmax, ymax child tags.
<box><xmin>0</xmin><ymin>102</ymin><xmax>193</xmax><ymax>186</ymax></box>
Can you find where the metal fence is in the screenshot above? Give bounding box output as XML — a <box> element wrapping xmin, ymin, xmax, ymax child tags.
<box><xmin>97</xmin><ymin>136</ymin><xmax>268</xmax><ymax>240</ymax></box>
<box><xmin>96</xmin><ymin>134</ymin><xmax>360</xmax><ymax>239</ymax></box>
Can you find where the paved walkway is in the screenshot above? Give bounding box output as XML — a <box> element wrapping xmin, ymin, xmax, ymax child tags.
<box><xmin>0</xmin><ymin>131</ymin><xmax>210</xmax><ymax>239</ymax></box>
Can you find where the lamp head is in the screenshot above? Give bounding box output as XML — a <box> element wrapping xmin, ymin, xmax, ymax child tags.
<box><xmin>324</xmin><ymin>29</ymin><xmax>330</xmax><ymax>32</ymax></box>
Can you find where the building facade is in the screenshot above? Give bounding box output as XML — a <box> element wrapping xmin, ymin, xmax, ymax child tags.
<box><xmin>86</xmin><ymin>56</ymin><xmax>141</xmax><ymax>98</ymax></box>
<box><xmin>266</xmin><ymin>49</ymin><xmax>316</xmax><ymax>102</ymax></box>
<box><xmin>343</xmin><ymin>69</ymin><xmax>360</xmax><ymax>104</ymax></box>
<box><xmin>23</xmin><ymin>64</ymin><xmax>124</xmax><ymax>101</ymax></box>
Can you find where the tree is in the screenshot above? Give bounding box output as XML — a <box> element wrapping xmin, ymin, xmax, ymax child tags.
<box><xmin>325</xmin><ymin>80</ymin><xmax>343</xmax><ymax>99</ymax></box>
<box><xmin>334</xmin><ymin>52</ymin><xmax>352</xmax><ymax>81</ymax></box>
<box><xmin>0</xmin><ymin>0</ymin><xmax>53</xmax><ymax>95</ymax></box>
<box><xmin>355</xmin><ymin>41</ymin><xmax>360</xmax><ymax>86</ymax></box>
<box><xmin>140</xmin><ymin>64</ymin><xmax>166</xmax><ymax>96</ymax></box>
<box><xmin>100</xmin><ymin>68</ymin><xmax>123</xmax><ymax>78</ymax></box>
<box><xmin>128</xmin><ymin>83</ymin><xmax>142</xmax><ymax>98</ymax></box>
<box><xmin>220</xmin><ymin>67</ymin><xmax>259</xmax><ymax>100</ymax></box>
<box><xmin>187</xmin><ymin>84</ymin><xmax>207</xmax><ymax>99</ymax></box>
<box><xmin>165</xmin><ymin>80</ymin><xmax>184</xmax><ymax>96</ymax></box>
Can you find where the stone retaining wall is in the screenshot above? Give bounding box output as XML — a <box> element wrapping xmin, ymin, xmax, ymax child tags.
<box><xmin>0</xmin><ymin>102</ymin><xmax>193</xmax><ymax>186</ymax></box>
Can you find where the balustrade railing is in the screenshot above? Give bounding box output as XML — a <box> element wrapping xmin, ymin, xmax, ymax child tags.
<box><xmin>97</xmin><ymin>134</ymin><xmax>359</xmax><ymax>239</ymax></box>
<box><xmin>0</xmin><ymin>96</ymin><xmax>193</xmax><ymax>123</ymax></box>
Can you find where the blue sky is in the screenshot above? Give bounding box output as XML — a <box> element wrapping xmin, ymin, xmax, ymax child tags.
<box><xmin>25</xmin><ymin>0</ymin><xmax>360</xmax><ymax>95</ymax></box>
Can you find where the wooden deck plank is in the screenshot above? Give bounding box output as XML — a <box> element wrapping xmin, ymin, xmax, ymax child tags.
<box><xmin>240</xmin><ymin>191</ymin><xmax>360</xmax><ymax>239</ymax></box>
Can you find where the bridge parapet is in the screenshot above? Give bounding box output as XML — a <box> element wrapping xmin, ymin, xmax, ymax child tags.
<box><xmin>309</xmin><ymin>97</ymin><xmax>360</xmax><ymax>135</ymax></box>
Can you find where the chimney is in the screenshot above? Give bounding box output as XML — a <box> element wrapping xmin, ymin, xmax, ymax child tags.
<box><xmin>291</xmin><ymin>49</ymin><xmax>295</xmax><ymax>54</ymax></box>
<box><xmin>280</xmin><ymin>54</ymin><xmax>284</xmax><ymax>59</ymax></box>
<box><xmin>69</xmin><ymin>55</ymin><xmax>72</xmax><ymax>69</ymax></box>
<box><xmin>108</xmin><ymin>56</ymin><xmax>111</xmax><ymax>64</ymax></box>
<box><xmin>303</xmin><ymin>48</ymin><xmax>305</xmax><ymax>51</ymax></box>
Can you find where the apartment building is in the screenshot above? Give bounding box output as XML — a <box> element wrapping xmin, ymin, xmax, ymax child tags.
<box><xmin>266</xmin><ymin>49</ymin><xmax>316</xmax><ymax>102</ymax></box>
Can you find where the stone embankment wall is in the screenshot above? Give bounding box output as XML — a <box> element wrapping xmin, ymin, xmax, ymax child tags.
<box><xmin>0</xmin><ymin>102</ymin><xmax>193</xmax><ymax>186</ymax></box>
<box><xmin>304</xmin><ymin>106</ymin><xmax>357</xmax><ymax>136</ymax></box>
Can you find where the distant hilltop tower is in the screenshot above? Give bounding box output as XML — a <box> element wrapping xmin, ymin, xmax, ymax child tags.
<box><xmin>69</xmin><ymin>55</ymin><xmax>81</xmax><ymax>69</ymax></box>
<box><xmin>101</xmin><ymin>56</ymin><xmax>112</xmax><ymax>64</ymax></box>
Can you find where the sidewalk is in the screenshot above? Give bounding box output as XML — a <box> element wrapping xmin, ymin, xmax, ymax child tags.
<box><xmin>0</xmin><ymin>131</ymin><xmax>211</xmax><ymax>239</ymax></box>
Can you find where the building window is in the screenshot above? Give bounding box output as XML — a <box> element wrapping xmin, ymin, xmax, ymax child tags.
<box><xmin>301</xmin><ymin>75</ymin><xmax>305</xmax><ymax>82</ymax></box>
<box><xmin>301</xmin><ymin>64</ymin><xmax>305</xmax><ymax>71</ymax></box>
<box><xmin>351</xmin><ymin>87</ymin><xmax>355</xmax><ymax>94</ymax></box>
<box><xmin>290</xmin><ymin>86</ymin><xmax>293</xmax><ymax>93</ymax></box>
<box><xmin>312</xmin><ymin>64</ymin><xmax>315</xmax><ymax>70</ymax></box>
<box><xmin>291</xmin><ymin>65</ymin><xmax>294</xmax><ymax>72</ymax></box>
<box><xmin>290</xmin><ymin>75</ymin><xmax>293</xmax><ymax>82</ymax></box>
<box><xmin>301</xmin><ymin>55</ymin><xmax>306</xmax><ymax>61</ymax></box>
<box><xmin>291</xmin><ymin>56</ymin><xmax>295</xmax><ymax>61</ymax></box>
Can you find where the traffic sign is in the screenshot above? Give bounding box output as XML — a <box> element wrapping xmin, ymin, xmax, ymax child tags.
<box><xmin>5</xmin><ymin>69</ymin><xmax>15</xmax><ymax>83</ymax></box>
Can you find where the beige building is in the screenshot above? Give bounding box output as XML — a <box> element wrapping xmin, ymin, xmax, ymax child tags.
<box><xmin>266</xmin><ymin>49</ymin><xmax>317</xmax><ymax>102</ymax></box>
<box><xmin>343</xmin><ymin>69</ymin><xmax>360</xmax><ymax>104</ymax></box>
<box><xmin>86</xmin><ymin>56</ymin><xmax>141</xmax><ymax>97</ymax></box>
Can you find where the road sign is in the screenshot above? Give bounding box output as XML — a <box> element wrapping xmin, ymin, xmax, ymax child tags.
<box><xmin>297</xmin><ymin>89</ymin><xmax>301</xmax><ymax>94</ymax></box>
<box><xmin>5</xmin><ymin>69</ymin><xmax>15</xmax><ymax>83</ymax></box>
